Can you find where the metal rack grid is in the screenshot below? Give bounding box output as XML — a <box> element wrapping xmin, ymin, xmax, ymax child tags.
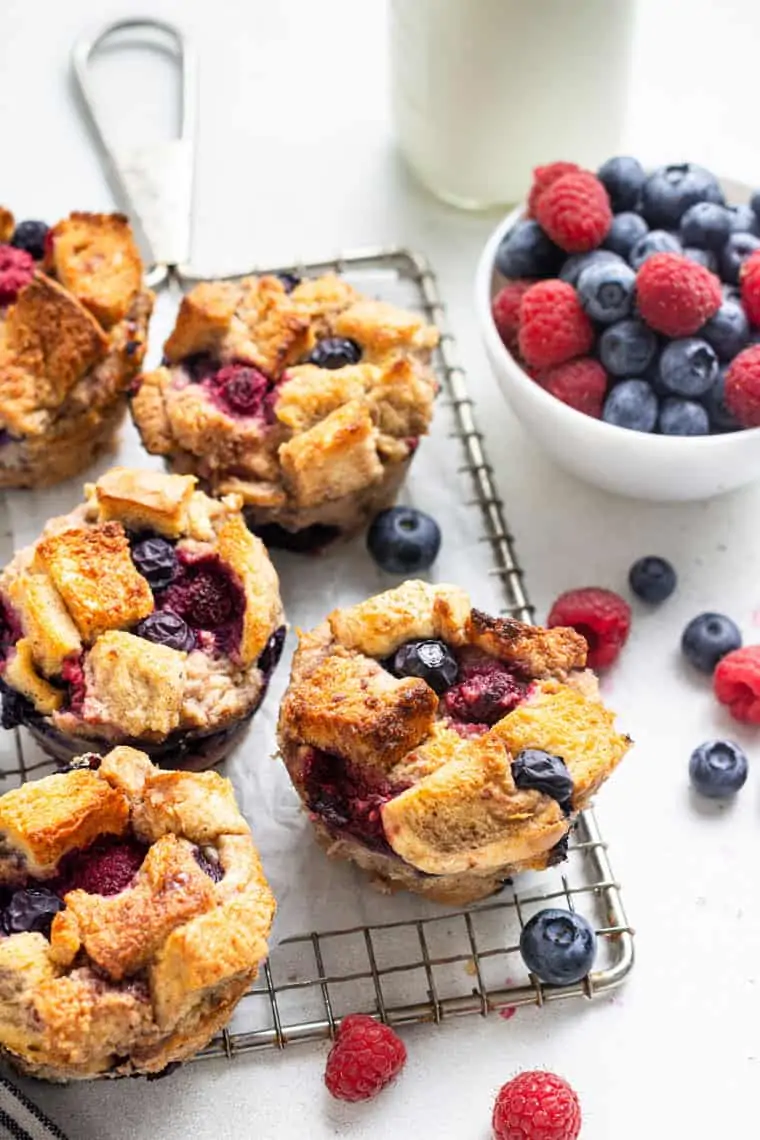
<box><xmin>0</xmin><ymin>248</ymin><xmax>634</xmax><ymax>1061</ymax></box>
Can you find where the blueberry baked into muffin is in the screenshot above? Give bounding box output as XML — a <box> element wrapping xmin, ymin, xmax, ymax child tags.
<box><xmin>130</xmin><ymin>273</ymin><xmax>439</xmax><ymax>548</ymax></box>
<box><xmin>278</xmin><ymin>581</ymin><xmax>631</xmax><ymax>904</ymax></box>
<box><xmin>0</xmin><ymin>746</ymin><xmax>275</xmax><ymax>1080</ymax></box>
<box><xmin>0</xmin><ymin>209</ymin><xmax>153</xmax><ymax>488</ymax></box>
<box><xmin>0</xmin><ymin>468</ymin><xmax>285</xmax><ymax>770</ymax></box>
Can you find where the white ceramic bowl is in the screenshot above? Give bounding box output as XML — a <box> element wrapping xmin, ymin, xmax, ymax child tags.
<box><xmin>475</xmin><ymin>201</ymin><xmax>760</xmax><ymax>502</ymax></box>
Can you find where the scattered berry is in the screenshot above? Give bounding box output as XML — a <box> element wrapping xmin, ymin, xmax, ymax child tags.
<box><xmin>727</xmin><ymin>204</ymin><xmax>759</xmax><ymax>235</ymax></box>
<box><xmin>689</xmin><ymin>740</ymin><xmax>748</xmax><ymax>798</ymax></box>
<box><xmin>194</xmin><ymin>845</ymin><xmax>224</xmax><ymax>882</ymax></box>
<box><xmin>628</xmin><ymin>556</ymin><xmax>677</xmax><ymax>603</ymax></box>
<box><xmin>495</xmin><ymin>220</ymin><xmax>563</xmax><ymax>279</ymax></box>
<box><xmin>518</xmin><ymin>280</ymin><xmax>594</xmax><ymax>368</ymax></box>
<box><xmin>444</xmin><ymin>658</ymin><xmax>527</xmax><ymax>725</ymax></box>
<box><xmin>519</xmin><ymin>908</ymin><xmax>596</xmax><ymax>985</ymax></box>
<box><xmin>539</xmin><ymin>358</ymin><xmax>608</xmax><ymax>418</ymax></box>
<box><xmin>55</xmin><ymin>838</ymin><xmax>147</xmax><ymax>896</ymax></box>
<box><xmin>720</xmin><ymin>232</ymin><xmax>760</xmax><ymax>285</ymax></box>
<box><xmin>603</xmin><ymin>211</ymin><xmax>648</xmax><ymax>259</ymax></box>
<box><xmin>598</xmin><ymin>319</ymin><xmax>657</xmax><ymax>377</ymax></box>
<box><xmin>527</xmin><ymin>161</ymin><xmax>581</xmax><ymax>216</ymax></box>
<box><xmin>751</xmin><ymin>189</ymin><xmax>760</xmax><ymax>223</ymax></box>
<box><xmin>701</xmin><ymin>299</ymin><xmax>750</xmax><ymax>361</ymax></box>
<box><xmin>257</xmin><ymin>625</ymin><xmax>287</xmax><ymax>680</ymax></box>
<box><xmin>679</xmin><ymin>202</ymin><xmax>732</xmax><ymax>250</ymax></box>
<box><xmin>0</xmin><ymin>245</ymin><xmax>34</xmax><ymax>305</ymax></box>
<box><xmin>714</xmin><ymin>646</ymin><xmax>760</xmax><ymax>724</ymax></box>
<box><xmin>658</xmin><ymin>397</ymin><xmax>710</xmax><ymax>436</ymax></box>
<box><xmin>640</xmin><ymin>163</ymin><xmax>724</xmax><ymax>229</ymax></box>
<box><xmin>636</xmin><ymin>253</ymin><xmax>721</xmax><ymax>337</ymax></box>
<box><xmin>683</xmin><ymin>247</ymin><xmax>719</xmax><ymax>273</ymax></box>
<box><xmin>131</xmin><ymin>536</ymin><xmax>178</xmax><ymax>590</ymax></box>
<box><xmin>492</xmin><ymin>279</ymin><xmax>534</xmax><ymax>353</ymax></box>
<box><xmin>492</xmin><ymin>1071</ymin><xmax>581</xmax><ymax>1140</ymax></box>
<box><xmin>135</xmin><ymin>611</ymin><xmax>197</xmax><ymax>652</ymax></box>
<box><xmin>704</xmin><ymin>368</ymin><xmax>741</xmax><ymax>432</ymax></box>
<box><xmin>740</xmin><ymin>248</ymin><xmax>760</xmax><ymax>327</ymax></box>
<box><xmin>277</xmin><ymin>272</ymin><xmax>301</xmax><ymax>292</ymax></box>
<box><xmin>602</xmin><ymin>379</ymin><xmax>658</xmax><ymax>433</ymax></box>
<box><xmin>559</xmin><ymin>248</ymin><xmax>622</xmax><ymax>287</ymax></box>
<box><xmin>628</xmin><ymin>229</ymin><xmax>681</xmax><ymax>270</ymax></box>
<box><xmin>681</xmin><ymin>612</ymin><xmax>742</xmax><ymax>674</ymax></box>
<box><xmin>367</xmin><ymin>507</ymin><xmax>441</xmax><ymax>574</ymax></box>
<box><xmin>658</xmin><ymin>337</ymin><xmax>718</xmax><ymax>398</ymax></box>
<box><xmin>324</xmin><ymin>1014</ymin><xmax>406</xmax><ymax>1102</ymax></box>
<box><xmin>547</xmin><ymin>587</ymin><xmax>631</xmax><ymax>669</ymax></box>
<box><xmin>2</xmin><ymin>888</ymin><xmax>64</xmax><ymax>937</ymax></box>
<box><xmin>10</xmin><ymin>220</ymin><xmax>49</xmax><ymax>261</ymax></box>
<box><xmin>597</xmin><ymin>155</ymin><xmax>645</xmax><ymax>212</ymax></box>
<box><xmin>724</xmin><ymin>344</ymin><xmax>760</xmax><ymax>427</ymax></box>
<box><xmin>309</xmin><ymin>337</ymin><xmax>362</xmax><ymax>370</ymax></box>
<box><xmin>576</xmin><ymin>260</ymin><xmax>636</xmax><ymax>324</ymax></box>
<box><xmin>511</xmin><ymin>749</ymin><xmax>573</xmax><ymax>811</ymax></box>
<box><xmin>389</xmin><ymin>640</ymin><xmax>458</xmax><ymax>694</ymax></box>
<box><xmin>162</xmin><ymin>557</ymin><xmax>242</xmax><ymax>631</ymax></box>
<box><xmin>534</xmin><ymin>171</ymin><xmax>612</xmax><ymax>253</ymax></box>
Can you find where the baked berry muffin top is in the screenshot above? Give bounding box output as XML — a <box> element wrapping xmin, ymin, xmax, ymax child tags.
<box><xmin>0</xmin><ymin>746</ymin><xmax>275</xmax><ymax>1080</ymax></box>
<box><xmin>131</xmin><ymin>273</ymin><xmax>439</xmax><ymax>539</ymax></box>
<box><xmin>278</xmin><ymin>580</ymin><xmax>631</xmax><ymax>904</ymax></box>
<box><xmin>0</xmin><ymin>210</ymin><xmax>153</xmax><ymax>488</ymax></box>
<box><xmin>0</xmin><ymin>468</ymin><xmax>285</xmax><ymax>766</ymax></box>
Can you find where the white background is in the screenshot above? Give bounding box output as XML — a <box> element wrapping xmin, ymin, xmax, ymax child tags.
<box><xmin>2</xmin><ymin>1</ymin><xmax>760</xmax><ymax>1137</ymax></box>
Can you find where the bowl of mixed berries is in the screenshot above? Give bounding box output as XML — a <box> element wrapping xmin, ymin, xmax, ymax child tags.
<box><xmin>476</xmin><ymin>159</ymin><xmax>760</xmax><ymax>500</ymax></box>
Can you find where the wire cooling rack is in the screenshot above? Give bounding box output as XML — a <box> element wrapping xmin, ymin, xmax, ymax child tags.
<box><xmin>0</xmin><ymin>248</ymin><xmax>634</xmax><ymax>1061</ymax></box>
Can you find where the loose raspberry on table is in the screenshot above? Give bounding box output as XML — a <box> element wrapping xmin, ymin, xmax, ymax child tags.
<box><xmin>518</xmin><ymin>281</ymin><xmax>594</xmax><ymax>369</ymax></box>
<box><xmin>0</xmin><ymin>244</ymin><xmax>34</xmax><ymax>306</ymax></box>
<box><xmin>714</xmin><ymin>646</ymin><xmax>760</xmax><ymax>724</ymax></box>
<box><xmin>527</xmin><ymin>162</ymin><xmax>581</xmax><ymax>217</ymax></box>
<box><xmin>324</xmin><ymin>1014</ymin><xmax>406</xmax><ymax>1102</ymax></box>
<box><xmin>724</xmin><ymin>345</ymin><xmax>760</xmax><ymax>427</ymax></box>
<box><xmin>547</xmin><ymin>587</ymin><xmax>631</xmax><ymax>670</ymax></box>
<box><xmin>534</xmin><ymin>171</ymin><xmax>612</xmax><ymax>253</ymax></box>
<box><xmin>492</xmin><ymin>1070</ymin><xmax>581</xmax><ymax>1140</ymax></box>
<box><xmin>740</xmin><ymin>249</ymin><xmax>760</xmax><ymax>327</ymax></box>
<box><xmin>539</xmin><ymin>357</ymin><xmax>608</xmax><ymax>418</ymax></box>
<box><xmin>636</xmin><ymin>253</ymin><xmax>721</xmax><ymax>337</ymax></box>
<box><xmin>492</xmin><ymin>279</ymin><xmax>534</xmax><ymax>354</ymax></box>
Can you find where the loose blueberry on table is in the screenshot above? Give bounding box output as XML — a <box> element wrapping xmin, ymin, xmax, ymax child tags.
<box><xmin>689</xmin><ymin>740</ymin><xmax>748</xmax><ymax>799</ymax></box>
<box><xmin>681</xmin><ymin>612</ymin><xmax>742</xmax><ymax>673</ymax></box>
<box><xmin>628</xmin><ymin>556</ymin><xmax>677</xmax><ymax>604</ymax></box>
<box><xmin>367</xmin><ymin>506</ymin><xmax>441</xmax><ymax>574</ymax></box>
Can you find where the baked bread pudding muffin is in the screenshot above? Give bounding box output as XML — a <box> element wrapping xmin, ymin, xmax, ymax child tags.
<box><xmin>0</xmin><ymin>746</ymin><xmax>275</xmax><ymax>1080</ymax></box>
<box><xmin>130</xmin><ymin>273</ymin><xmax>439</xmax><ymax>549</ymax></box>
<box><xmin>0</xmin><ymin>208</ymin><xmax>153</xmax><ymax>488</ymax></box>
<box><xmin>0</xmin><ymin>468</ymin><xmax>285</xmax><ymax>770</ymax></box>
<box><xmin>278</xmin><ymin>581</ymin><xmax>631</xmax><ymax>904</ymax></box>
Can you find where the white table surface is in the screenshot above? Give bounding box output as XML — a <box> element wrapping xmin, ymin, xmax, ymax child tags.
<box><xmin>2</xmin><ymin>1</ymin><xmax>760</xmax><ymax>1137</ymax></box>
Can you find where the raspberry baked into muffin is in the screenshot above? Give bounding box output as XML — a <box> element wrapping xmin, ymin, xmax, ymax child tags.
<box><xmin>0</xmin><ymin>468</ymin><xmax>285</xmax><ymax>770</ymax></box>
<box><xmin>0</xmin><ymin>746</ymin><xmax>275</xmax><ymax>1080</ymax></box>
<box><xmin>278</xmin><ymin>581</ymin><xmax>631</xmax><ymax>904</ymax></box>
<box><xmin>0</xmin><ymin>209</ymin><xmax>153</xmax><ymax>488</ymax></box>
<box><xmin>130</xmin><ymin>273</ymin><xmax>439</xmax><ymax>548</ymax></box>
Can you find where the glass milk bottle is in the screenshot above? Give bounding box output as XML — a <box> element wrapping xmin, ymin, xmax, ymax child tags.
<box><xmin>390</xmin><ymin>0</ymin><xmax>636</xmax><ymax>209</ymax></box>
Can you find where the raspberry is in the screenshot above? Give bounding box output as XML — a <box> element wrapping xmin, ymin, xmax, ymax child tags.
<box><xmin>444</xmin><ymin>658</ymin><xmax>527</xmax><ymax>725</ymax></box>
<box><xmin>539</xmin><ymin>358</ymin><xmax>607</xmax><ymax>418</ymax></box>
<box><xmin>724</xmin><ymin>345</ymin><xmax>760</xmax><ymax>427</ymax></box>
<box><xmin>0</xmin><ymin>244</ymin><xmax>34</xmax><ymax>305</ymax></box>
<box><xmin>714</xmin><ymin>646</ymin><xmax>760</xmax><ymax>724</ymax></box>
<box><xmin>208</xmin><ymin>363</ymin><xmax>274</xmax><ymax>419</ymax></box>
<box><xmin>741</xmin><ymin>249</ymin><xmax>760</xmax><ymax>327</ymax></box>
<box><xmin>534</xmin><ymin>172</ymin><xmax>612</xmax><ymax>253</ymax></box>
<box><xmin>324</xmin><ymin>1014</ymin><xmax>406</xmax><ymax>1102</ymax></box>
<box><xmin>636</xmin><ymin>253</ymin><xmax>721</xmax><ymax>337</ymax></box>
<box><xmin>492</xmin><ymin>280</ymin><xmax>534</xmax><ymax>353</ymax></box>
<box><xmin>518</xmin><ymin>281</ymin><xmax>594</xmax><ymax>369</ymax></box>
<box><xmin>492</xmin><ymin>1071</ymin><xmax>581</xmax><ymax>1140</ymax></box>
<box><xmin>54</xmin><ymin>838</ymin><xmax>148</xmax><ymax>896</ymax></box>
<box><xmin>547</xmin><ymin>587</ymin><xmax>631</xmax><ymax>670</ymax></box>
<box><xmin>527</xmin><ymin>162</ymin><xmax>581</xmax><ymax>217</ymax></box>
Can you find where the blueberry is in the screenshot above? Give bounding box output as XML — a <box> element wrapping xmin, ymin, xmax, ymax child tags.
<box><xmin>704</xmin><ymin>367</ymin><xmax>741</xmax><ymax>432</ymax></box>
<box><xmin>603</xmin><ymin>212</ymin><xmax>648</xmax><ymax>259</ymax></box>
<box><xmin>628</xmin><ymin>229</ymin><xmax>681</xmax><ymax>270</ymax></box>
<box><xmin>277</xmin><ymin>272</ymin><xmax>301</xmax><ymax>292</ymax></box>
<box><xmin>658</xmin><ymin>397</ymin><xmax>710</xmax><ymax>436</ymax></box>
<box><xmin>257</xmin><ymin>625</ymin><xmax>286</xmax><ymax>680</ymax></box>
<box><xmin>135</xmin><ymin>611</ymin><xmax>197</xmax><ymax>653</ymax></box>
<box><xmin>559</xmin><ymin>249</ymin><xmax>623</xmax><ymax>287</ymax></box>
<box><xmin>2</xmin><ymin>888</ymin><xmax>64</xmax><ymax>938</ymax></box>
<box><xmin>596</xmin><ymin>156</ymin><xmax>645</xmax><ymax>212</ymax></box>
<box><xmin>640</xmin><ymin>164</ymin><xmax>724</xmax><ymax>229</ymax></box>
<box><xmin>679</xmin><ymin>202</ymin><xmax>732</xmax><ymax>250</ymax></box>
<box><xmin>689</xmin><ymin>740</ymin><xmax>748</xmax><ymax>799</ymax></box>
<box><xmin>598</xmin><ymin>319</ymin><xmax>658</xmax><ymax>377</ymax></box>
<box><xmin>367</xmin><ymin>507</ymin><xmax>441</xmax><ymax>574</ymax></box>
<box><xmin>390</xmin><ymin>640</ymin><xmax>458</xmax><ymax>694</ymax></box>
<box><xmin>519</xmin><ymin>908</ymin><xmax>596</xmax><ymax>986</ymax></box>
<box><xmin>700</xmin><ymin>299</ymin><xmax>749</xmax><ymax>362</ymax></box>
<box><xmin>576</xmin><ymin>260</ymin><xmax>636</xmax><ymax>324</ymax></box>
<box><xmin>720</xmin><ymin>232</ymin><xmax>760</xmax><ymax>285</ymax></box>
<box><xmin>193</xmin><ymin>846</ymin><xmax>225</xmax><ymax>882</ymax></box>
<box><xmin>628</xmin><ymin>556</ymin><xmax>677</xmax><ymax>603</ymax></box>
<box><xmin>308</xmin><ymin>337</ymin><xmax>362</xmax><ymax>370</ymax></box>
<box><xmin>10</xmin><ymin>220</ymin><xmax>49</xmax><ymax>260</ymax></box>
<box><xmin>681</xmin><ymin>612</ymin><xmax>742</xmax><ymax>673</ymax></box>
<box><xmin>602</xmin><ymin>379</ymin><xmax>658</xmax><ymax>432</ymax></box>
<box><xmin>751</xmin><ymin>189</ymin><xmax>760</xmax><ymax>222</ymax></box>
<box><xmin>658</xmin><ymin>338</ymin><xmax>718</xmax><ymax>398</ymax></box>
<box><xmin>511</xmin><ymin>749</ymin><xmax>573</xmax><ymax>812</ymax></box>
<box><xmin>494</xmin><ymin>220</ymin><xmax>563</xmax><ymax>279</ymax></box>
<box><xmin>683</xmin><ymin>247</ymin><xmax>718</xmax><ymax>273</ymax></box>
<box><xmin>726</xmin><ymin>204</ymin><xmax>760</xmax><ymax>235</ymax></box>
<box><xmin>131</xmin><ymin>536</ymin><xmax>178</xmax><ymax>590</ymax></box>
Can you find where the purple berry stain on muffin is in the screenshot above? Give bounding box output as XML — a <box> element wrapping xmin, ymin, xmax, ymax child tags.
<box><xmin>302</xmin><ymin>749</ymin><xmax>408</xmax><ymax>854</ymax></box>
<box><xmin>0</xmin><ymin>597</ymin><xmax>22</xmax><ymax>663</ymax></box>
